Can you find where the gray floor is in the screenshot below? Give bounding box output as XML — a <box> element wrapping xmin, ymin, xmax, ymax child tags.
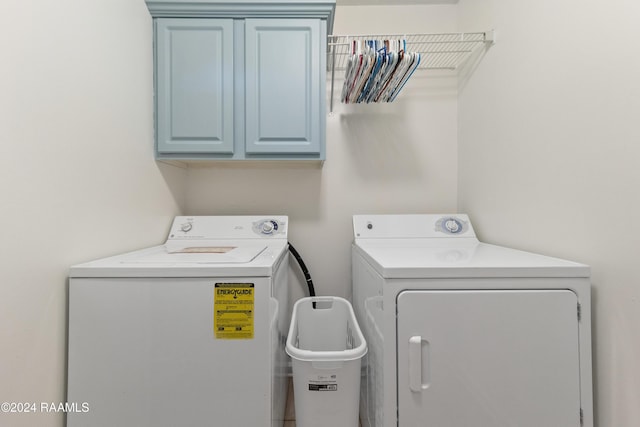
<box><xmin>284</xmin><ymin>378</ymin><xmax>295</xmax><ymax>426</ymax></box>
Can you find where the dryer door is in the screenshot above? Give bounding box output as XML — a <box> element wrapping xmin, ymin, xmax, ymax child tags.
<box><xmin>396</xmin><ymin>289</ymin><xmax>581</xmax><ymax>427</ymax></box>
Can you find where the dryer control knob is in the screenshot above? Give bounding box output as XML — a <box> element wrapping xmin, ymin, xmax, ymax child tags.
<box><xmin>180</xmin><ymin>223</ymin><xmax>193</xmax><ymax>232</ymax></box>
<box><xmin>445</xmin><ymin>219</ymin><xmax>460</xmax><ymax>233</ymax></box>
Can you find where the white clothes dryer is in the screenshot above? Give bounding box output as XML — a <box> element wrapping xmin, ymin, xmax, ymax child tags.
<box><xmin>67</xmin><ymin>216</ymin><xmax>290</xmax><ymax>427</ymax></box>
<box><xmin>351</xmin><ymin>214</ymin><xmax>593</xmax><ymax>427</ymax></box>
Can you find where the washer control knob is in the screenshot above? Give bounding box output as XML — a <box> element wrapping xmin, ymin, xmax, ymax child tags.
<box><xmin>253</xmin><ymin>219</ymin><xmax>281</xmax><ymax>235</ymax></box>
<box><xmin>261</xmin><ymin>221</ymin><xmax>275</xmax><ymax>234</ymax></box>
<box><xmin>180</xmin><ymin>222</ymin><xmax>193</xmax><ymax>232</ymax></box>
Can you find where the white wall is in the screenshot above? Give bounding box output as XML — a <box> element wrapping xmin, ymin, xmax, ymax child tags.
<box><xmin>0</xmin><ymin>1</ymin><xmax>185</xmax><ymax>425</ymax></box>
<box><xmin>457</xmin><ymin>0</ymin><xmax>640</xmax><ymax>425</ymax></box>
<box><xmin>186</xmin><ymin>5</ymin><xmax>460</xmax><ymax>302</ymax></box>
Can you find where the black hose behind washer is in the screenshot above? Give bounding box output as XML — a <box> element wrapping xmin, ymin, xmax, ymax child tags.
<box><xmin>288</xmin><ymin>243</ymin><xmax>316</xmax><ymax>298</ymax></box>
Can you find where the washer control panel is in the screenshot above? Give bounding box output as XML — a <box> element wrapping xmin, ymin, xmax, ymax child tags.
<box><xmin>167</xmin><ymin>216</ymin><xmax>288</xmax><ymax>240</ymax></box>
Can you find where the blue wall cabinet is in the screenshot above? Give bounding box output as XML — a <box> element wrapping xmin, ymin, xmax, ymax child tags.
<box><xmin>245</xmin><ymin>19</ymin><xmax>324</xmax><ymax>157</ymax></box>
<box><xmin>156</xmin><ymin>19</ymin><xmax>234</xmax><ymax>155</ymax></box>
<box><xmin>147</xmin><ymin>1</ymin><xmax>335</xmax><ymax>161</ymax></box>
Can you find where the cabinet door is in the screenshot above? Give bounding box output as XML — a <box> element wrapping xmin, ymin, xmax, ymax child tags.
<box><xmin>397</xmin><ymin>289</ymin><xmax>582</xmax><ymax>427</ymax></box>
<box><xmin>245</xmin><ymin>19</ymin><xmax>324</xmax><ymax>156</ymax></box>
<box><xmin>156</xmin><ymin>19</ymin><xmax>234</xmax><ymax>154</ymax></box>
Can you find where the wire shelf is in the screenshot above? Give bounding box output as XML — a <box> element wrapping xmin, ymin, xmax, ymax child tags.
<box><xmin>327</xmin><ymin>31</ymin><xmax>495</xmax><ymax>111</ymax></box>
<box><xmin>328</xmin><ymin>31</ymin><xmax>492</xmax><ymax>71</ymax></box>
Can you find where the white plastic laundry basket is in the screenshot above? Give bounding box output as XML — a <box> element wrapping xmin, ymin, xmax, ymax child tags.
<box><xmin>286</xmin><ymin>296</ymin><xmax>367</xmax><ymax>427</ymax></box>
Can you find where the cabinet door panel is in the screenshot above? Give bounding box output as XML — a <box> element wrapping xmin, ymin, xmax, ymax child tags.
<box><xmin>245</xmin><ymin>19</ymin><xmax>322</xmax><ymax>155</ymax></box>
<box><xmin>156</xmin><ymin>19</ymin><xmax>234</xmax><ymax>154</ymax></box>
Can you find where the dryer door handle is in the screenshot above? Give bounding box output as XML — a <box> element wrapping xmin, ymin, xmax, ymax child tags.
<box><xmin>409</xmin><ymin>336</ymin><xmax>430</xmax><ymax>392</ymax></box>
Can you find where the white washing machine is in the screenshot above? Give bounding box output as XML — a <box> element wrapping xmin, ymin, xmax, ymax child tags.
<box><xmin>67</xmin><ymin>216</ymin><xmax>290</xmax><ymax>427</ymax></box>
<box><xmin>351</xmin><ymin>214</ymin><xmax>593</xmax><ymax>427</ymax></box>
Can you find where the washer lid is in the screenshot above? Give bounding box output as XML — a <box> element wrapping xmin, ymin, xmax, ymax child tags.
<box><xmin>69</xmin><ymin>216</ymin><xmax>290</xmax><ymax>278</ymax></box>
<box><xmin>124</xmin><ymin>242</ymin><xmax>267</xmax><ymax>264</ymax></box>
<box><xmin>69</xmin><ymin>240</ymin><xmax>288</xmax><ymax>278</ymax></box>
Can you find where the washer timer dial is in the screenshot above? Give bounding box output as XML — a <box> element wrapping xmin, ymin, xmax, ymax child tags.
<box><xmin>253</xmin><ymin>219</ymin><xmax>281</xmax><ymax>236</ymax></box>
<box><xmin>261</xmin><ymin>221</ymin><xmax>275</xmax><ymax>234</ymax></box>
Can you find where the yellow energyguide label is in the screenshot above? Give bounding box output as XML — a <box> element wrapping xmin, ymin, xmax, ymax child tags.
<box><xmin>214</xmin><ymin>283</ymin><xmax>254</xmax><ymax>339</ymax></box>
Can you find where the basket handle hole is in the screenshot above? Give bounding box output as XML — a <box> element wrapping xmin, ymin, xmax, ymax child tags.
<box><xmin>313</xmin><ymin>300</ymin><xmax>334</xmax><ymax>310</ymax></box>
